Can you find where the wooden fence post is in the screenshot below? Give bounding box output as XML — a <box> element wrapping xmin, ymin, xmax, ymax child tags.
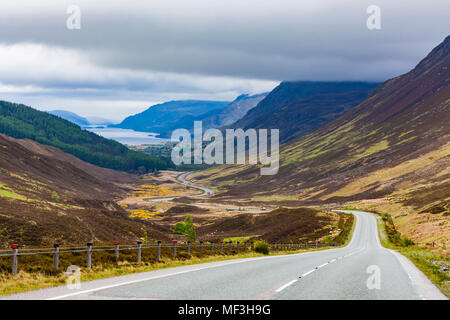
<box><xmin>86</xmin><ymin>242</ymin><xmax>92</xmax><ymax>269</ymax></box>
<box><xmin>53</xmin><ymin>243</ymin><xmax>59</xmax><ymax>269</ymax></box>
<box><xmin>157</xmin><ymin>241</ymin><xmax>161</xmax><ymax>260</ymax></box>
<box><xmin>137</xmin><ymin>241</ymin><xmax>142</xmax><ymax>263</ymax></box>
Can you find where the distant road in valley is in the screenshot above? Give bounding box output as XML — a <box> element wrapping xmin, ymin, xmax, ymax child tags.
<box><xmin>148</xmin><ymin>171</ymin><xmax>214</xmax><ymax>202</ymax></box>
<box><xmin>4</xmin><ymin>211</ymin><xmax>446</xmax><ymax>300</ymax></box>
<box><xmin>176</xmin><ymin>171</ymin><xmax>214</xmax><ymax>197</ymax></box>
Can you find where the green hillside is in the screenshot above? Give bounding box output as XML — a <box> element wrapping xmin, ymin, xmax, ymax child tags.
<box><xmin>0</xmin><ymin>100</ymin><xmax>174</xmax><ymax>172</ymax></box>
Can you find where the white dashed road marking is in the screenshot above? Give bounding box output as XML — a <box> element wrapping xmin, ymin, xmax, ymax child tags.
<box><xmin>275</xmin><ymin>280</ymin><xmax>298</xmax><ymax>293</ymax></box>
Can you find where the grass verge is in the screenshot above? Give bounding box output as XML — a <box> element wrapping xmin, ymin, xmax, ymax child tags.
<box><xmin>376</xmin><ymin>212</ymin><xmax>450</xmax><ymax>297</ymax></box>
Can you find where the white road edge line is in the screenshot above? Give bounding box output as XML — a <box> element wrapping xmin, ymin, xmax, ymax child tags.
<box><xmin>317</xmin><ymin>263</ymin><xmax>328</xmax><ymax>269</ymax></box>
<box><xmin>275</xmin><ymin>280</ymin><xmax>298</xmax><ymax>293</ymax></box>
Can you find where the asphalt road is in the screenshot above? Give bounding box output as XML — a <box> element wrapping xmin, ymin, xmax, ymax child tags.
<box><xmin>149</xmin><ymin>171</ymin><xmax>214</xmax><ymax>202</ymax></box>
<box><xmin>177</xmin><ymin>171</ymin><xmax>214</xmax><ymax>197</ymax></box>
<box><xmin>3</xmin><ymin>211</ymin><xmax>447</xmax><ymax>300</ymax></box>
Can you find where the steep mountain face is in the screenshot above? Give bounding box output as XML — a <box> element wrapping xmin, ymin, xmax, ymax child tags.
<box><xmin>0</xmin><ymin>101</ymin><xmax>173</xmax><ymax>172</ymax></box>
<box><xmin>193</xmin><ymin>36</ymin><xmax>450</xmax><ymax>243</ymax></box>
<box><xmin>227</xmin><ymin>82</ymin><xmax>378</xmax><ymax>143</ymax></box>
<box><xmin>201</xmin><ymin>93</ymin><xmax>267</xmax><ymax>129</ymax></box>
<box><xmin>112</xmin><ymin>100</ymin><xmax>230</xmax><ymax>138</ymax></box>
<box><xmin>0</xmin><ymin>133</ymin><xmax>171</xmax><ymax>246</ymax></box>
<box><xmin>48</xmin><ymin>110</ymin><xmax>90</xmax><ymax>126</ymax></box>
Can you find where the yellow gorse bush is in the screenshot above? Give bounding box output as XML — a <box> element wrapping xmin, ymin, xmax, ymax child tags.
<box><xmin>127</xmin><ymin>185</ymin><xmax>183</xmax><ymax>199</ymax></box>
<box><xmin>128</xmin><ymin>209</ymin><xmax>163</xmax><ymax>220</ymax></box>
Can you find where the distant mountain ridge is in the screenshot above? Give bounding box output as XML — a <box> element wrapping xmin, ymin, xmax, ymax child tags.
<box><xmin>111</xmin><ymin>100</ymin><xmax>231</xmax><ymax>138</ymax></box>
<box><xmin>48</xmin><ymin>110</ymin><xmax>90</xmax><ymax>126</ymax></box>
<box><xmin>227</xmin><ymin>81</ymin><xmax>378</xmax><ymax>143</ymax></box>
<box><xmin>201</xmin><ymin>93</ymin><xmax>267</xmax><ymax>130</ymax></box>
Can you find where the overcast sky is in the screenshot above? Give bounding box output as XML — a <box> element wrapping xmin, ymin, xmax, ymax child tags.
<box><xmin>0</xmin><ymin>0</ymin><xmax>449</xmax><ymax>121</ymax></box>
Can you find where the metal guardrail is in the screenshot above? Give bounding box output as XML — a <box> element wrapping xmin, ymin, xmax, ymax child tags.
<box><xmin>1</xmin><ymin>240</ymin><xmax>340</xmax><ymax>276</ymax></box>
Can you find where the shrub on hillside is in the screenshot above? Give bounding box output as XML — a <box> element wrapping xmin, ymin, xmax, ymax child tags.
<box><xmin>400</xmin><ymin>237</ymin><xmax>414</xmax><ymax>247</ymax></box>
<box><xmin>254</xmin><ymin>240</ymin><xmax>269</xmax><ymax>255</ymax></box>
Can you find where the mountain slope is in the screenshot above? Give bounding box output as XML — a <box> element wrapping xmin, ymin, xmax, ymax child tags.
<box><xmin>112</xmin><ymin>100</ymin><xmax>230</xmax><ymax>138</ymax></box>
<box><xmin>0</xmin><ymin>133</ymin><xmax>171</xmax><ymax>246</ymax></box>
<box><xmin>227</xmin><ymin>82</ymin><xmax>378</xmax><ymax>143</ymax></box>
<box><xmin>0</xmin><ymin>101</ymin><xmax>173</xmax><ymax>172</ymax></box>
<box><xmin>201</xmin><ymin>93</ymin><xmax>267</xmax><ymax>129</ymax></box>
<box><xmin>193</xmin><ymin>35</ymin><xmax>450</xmax><ymax>245</ymax></box>
<box><xmin>48</xmin><ymin>110</ymin><xmax>90</xmax><ymax>126</ymax></box>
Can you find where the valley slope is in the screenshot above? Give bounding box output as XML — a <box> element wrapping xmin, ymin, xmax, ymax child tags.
<box><xmin>227</xmin><ymin>81</ymin><xmax>378</xmax><ymax>143</ymax></box>
<box><xmin>0</xmin><ymin>134</ymin><xmax>171</xmax><ymax>246</ymax></box>
<box><xmin>192</xmin><ymin>35</ymin><xmax>450</xmax><ymax>246</ymax></box>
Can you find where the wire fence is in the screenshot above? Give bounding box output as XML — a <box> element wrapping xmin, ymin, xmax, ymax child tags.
<box><xmin>0</xmin><ymin>240</ymin><xmax>341</xmax><ymax>276</ymax></box>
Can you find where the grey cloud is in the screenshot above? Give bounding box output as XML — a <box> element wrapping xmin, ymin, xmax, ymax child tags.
<box><xmin>1</xmin><ymin>0</ymin><xmax>449</xmax><ymax>81</ymax></box>
<box><xmin>0</xmin><ymin>0</ymin><xmax>449</xmax><ymax>117</ymax></box>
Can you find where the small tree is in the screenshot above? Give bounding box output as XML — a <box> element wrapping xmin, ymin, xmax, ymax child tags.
<box><xmin>174</xmin><ymin>215</ymin><xmax>196</xmax><ymax>242</ymax></box>
<box><xmin>140</xmin><ymin>225</ymin><xmax>148</xmax><ymax>245</ymax></box>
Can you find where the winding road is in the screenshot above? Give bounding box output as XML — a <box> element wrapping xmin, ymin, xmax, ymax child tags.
<box><xmin>3</xmin><ymin>210</ymin><xmax>446</xmax><ymax>300</ymax></box>
<box><xmin>148</xmin><ymin>171</ymin><xmax>213</xmax><ymax>202</ymax></box>
<box><xmin>177</xmin><ymin>171</ymin><xmax>214</xmax><ymax>197</ymax></box>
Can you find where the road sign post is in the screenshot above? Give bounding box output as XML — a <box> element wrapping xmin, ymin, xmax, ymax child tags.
<box><xmin>173</xmin><ymin>241</ymin><xmax>177</xmax><ymax>257</ymax></box>
<box><xmin>11</xmin><ymin>244</ymin><xmax>18</xmax><ymax>276</ymax></box>
<box><xmin>114</xmin><ymin>242</ymin><xmax>119</xmax><ymax>265</ymax></box>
